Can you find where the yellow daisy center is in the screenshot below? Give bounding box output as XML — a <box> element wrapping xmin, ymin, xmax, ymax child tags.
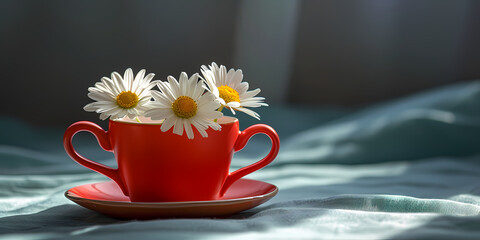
<box><xmin>116</xmin><ymin>91</ymin><xmax>139</xmax><ymax>109</ymax></box>
<box><xmin>172</xmin><ymin>96</ymin><xmax>197</xmax><ymax>119</ymax></box>
<box><xmin>218</xmin><ymin>85</ymin><xmax>240</xmax><ymax>104</ymax></box>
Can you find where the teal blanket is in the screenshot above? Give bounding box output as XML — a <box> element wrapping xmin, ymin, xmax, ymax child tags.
<box><xmin>1</xmin><ymin>81</ymin><xmax>480</xmax><ymax>239</ymax></box>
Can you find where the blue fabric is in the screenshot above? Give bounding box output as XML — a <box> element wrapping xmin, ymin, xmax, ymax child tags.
<box><xmin>1</xmin><ymin>81</ymin><xmax>480</xmax><ymax>239</ymax></box>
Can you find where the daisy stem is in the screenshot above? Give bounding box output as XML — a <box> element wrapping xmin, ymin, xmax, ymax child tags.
<box><xmin>135</xmin><ymin>116</ymin><xmax>142</xmax><ymax>123</ymax></box>
<box><xmin>214</xmin><ymin>106</ymin><xmax>225</xmax><ymax>122</ymax></box>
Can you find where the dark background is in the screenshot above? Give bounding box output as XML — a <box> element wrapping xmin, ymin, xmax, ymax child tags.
<box><xmin>1</xmin><ymin>0</ymin><xmax>479</xmax><ymax>128</ymax></box>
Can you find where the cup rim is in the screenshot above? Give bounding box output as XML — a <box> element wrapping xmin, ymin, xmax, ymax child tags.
<box><xmin>111</xmin><ymin>116</ymin><xmax>238</xmax><ymax>126</ymax></box>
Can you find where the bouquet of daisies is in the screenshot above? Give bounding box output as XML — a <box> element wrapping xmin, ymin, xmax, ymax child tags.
<box><xmin>84</xmin><ymin>63</ymin><xmax>268</xmax><ymax>139</ymax></box>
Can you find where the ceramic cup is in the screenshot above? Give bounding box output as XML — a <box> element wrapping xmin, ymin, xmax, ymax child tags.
<box><xmin>63</xmin><ymin>116</ymin><xmax>280</xmax><ymax>202</ymax></box>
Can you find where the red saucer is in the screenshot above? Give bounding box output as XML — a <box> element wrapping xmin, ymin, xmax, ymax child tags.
<box><xmin>65</xmin><ymin>178</ymin><xmax>278</xmax><ymax>219</ymax></box>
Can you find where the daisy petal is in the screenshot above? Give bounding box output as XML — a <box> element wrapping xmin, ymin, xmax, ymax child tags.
<box><xmin>179</xmin><ymin>72</ymin><xmax>189</xmax><ymax>96</ymax></box>
<box><xmin>132</xmin><ymin>69</ymin><xmax>146</xmax><ymax>93</ymax></box>
<box><xmin>148</xmin><ymin>71</ymin><xmax>227</xmax><ymax>139</ymax></box>
<box><xmin>240</xmin><ymin>88</ymin><xmax>261</xmax><ymax>100</ymax></box>
<box><xmin>167</xmin><ymin>76</ymin><xmax>181</xmax><ymax>97</ymax></box>
<box><xmin>173</xmin><ymin>118</ymin><xmax>184</xmax><ymax>136</ymax></box>
<box><xmin>191</xmin><ymin>121</ymin><xmax>208</xmax><ymax>138</ymax></box>
<box><xmin>226</xmin><ymin>102</ymin><xmax>241</xmax><ymax>108</ymax></box>
<box><xmin>236</xmin><ymin>82</ymin><xmax>249</xmax><ymax>95</ymax></box>
<box><xmin>191</xmin><ymin>80</ymin><xmax>205</xmax><ymax>101</ymax></box>
<box><xmin>99</xmin><ymin>112</ymin><xmax>110</xmax><ymax>120</ymax></box>
<box><xmin>199</xmin><ymin>63</ymin><xmax>267</xmax><ymax>120</ymax></box>
<box><xmin>85</xmin><ymin>68</ymin><xmax>156</xmax><ymax>120</ymax></box>
<box><xmin>235</xmin><ymin>107</ymin><xmax>260</xmax><ymax>120</ymax></box>
<box><xmin>159</xmin><ymin>115</ymin><xmax>175</xmax><ymax>131</ymax></box>
<box><xmin>112</xmin><ymin>72</ymin><xmax>126</xmax><ymax>92</ymax></box>
<box><xmin>102</xmin><ymin>77</ymin><xmax>121</xmax><ymax>96</ymax></box>
<box><xmin>184</xmin><ymin>120</ymin><xmax>194</xmax><ymax>139</ymax></box>
<box><xmin>124</xmin><ymin>68</ymin><xmax>134</xmax><ymax>90</ymax></box>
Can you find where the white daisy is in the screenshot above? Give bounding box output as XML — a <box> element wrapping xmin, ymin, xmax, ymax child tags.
<box><xmin>84</xmin><ymin>68</ymin><xmax>158</xmax><ymax>120</ymax></box>
<box><xmin>200</xmin><ymin>62</ymin><xmax>268</xmax><ymax>120</ymax></box>
<box><xmin>145</xmin><ymin>72</ymin><xmax>223</xmax><ymax>139</ymax></box>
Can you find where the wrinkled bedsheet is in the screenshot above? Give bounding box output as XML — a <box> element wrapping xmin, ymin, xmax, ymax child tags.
<box><xmin>1</xmin><ymin>81</ymin><xmax>480</xmax><ymax>239</ymax></box>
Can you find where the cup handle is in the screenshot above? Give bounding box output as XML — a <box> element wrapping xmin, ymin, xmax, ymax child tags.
<box><xmin>220</xmin><ymin>124</ymin><xmax>280</xmax><ymax>196</ymax></box>
<box><xmin>63</xmin><ymin>121</ymin><xmax>128</xmax><ymax>195</ymax></box>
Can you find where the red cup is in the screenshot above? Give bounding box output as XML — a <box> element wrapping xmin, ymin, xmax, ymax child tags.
<box><xmin>63</xmin><ymin>117</ymin><xmax>280</xmax><ymax>202</ymax></box>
